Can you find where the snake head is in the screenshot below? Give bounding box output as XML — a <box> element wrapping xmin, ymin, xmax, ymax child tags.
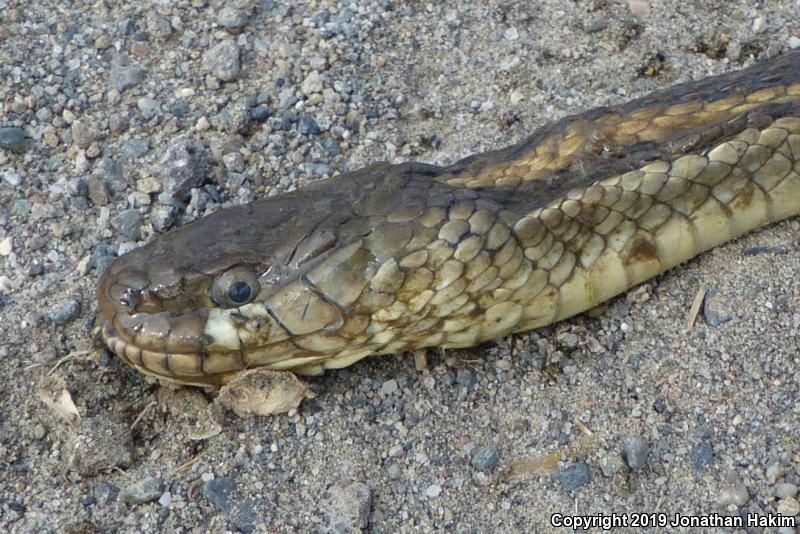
<box><xmin>97</xmin><ymin>165</ymin><xmax>436</xmax><ymax>386</ymax></box>
<box><xmin>96</xmin><ymin>181</ymin><xmax>369</xmax><ymax>386</ymax></box>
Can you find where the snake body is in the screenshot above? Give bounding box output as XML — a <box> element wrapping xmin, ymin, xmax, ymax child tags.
<box><xmin>98</xmin><ymin>52</ymin><xmax>800</xmax><ymax>386</ymax></box>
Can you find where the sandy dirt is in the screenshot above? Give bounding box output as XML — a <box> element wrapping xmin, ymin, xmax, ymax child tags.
<box><xmin>1</xmin><ymin>1</ymin><xmax>799</xmax><ymax>532</ymax></box>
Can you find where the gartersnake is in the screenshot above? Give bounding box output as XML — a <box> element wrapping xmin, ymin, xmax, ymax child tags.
<box><xmin>98</xmin><ymin>51</ymin><xmax>800</xmax><ymax>387</ymax></box>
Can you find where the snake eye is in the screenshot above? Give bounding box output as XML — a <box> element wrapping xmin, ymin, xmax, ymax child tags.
<box><xmin>210</xmin><ymin>267</ymin><xmax>260</xmax><ymax>308</ymax></box>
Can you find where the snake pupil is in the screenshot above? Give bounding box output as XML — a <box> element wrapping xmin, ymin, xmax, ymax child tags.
<box><xmin>228</xmin><ymin>281</ymin><xmax>252</xmax><ymax>303</ymax></box>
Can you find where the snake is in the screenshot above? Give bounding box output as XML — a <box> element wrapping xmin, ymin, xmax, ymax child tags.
<box><xmin>97</xmin><ymin>51</ymin><xmax>800</xmax><ymax>387</ymax></box>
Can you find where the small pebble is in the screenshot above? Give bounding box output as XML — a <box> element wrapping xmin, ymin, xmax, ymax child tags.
<box><xmin>202</xmin><ymin>40</ymin><xmax>241</xmax><ymax>81</ymax></box>
<box><xmin>0</xmin><ymin>127</ymin><xmax>29</xmax><ymax>153</ymax></box>
<box><xmin>381</xmin><ymin>379</ymin><xmax>398</xmax><ymax>395</ymax></box>
<box><xmin>557</xmin><ymin>463</ymin><xmax>592</xmax><ymax>492</ymax></box>
<box><xmin>217</xmin><ymin>6</ymin><xmax>248</xmax><ymax>29</ymax></box>
<box><xmin>46</xmin><ymin>299</ymin><xmax>81</xmax><ymax>325</ymax></box>
<box><xmin>298</xmin><ymin>116</ymin><xmax>320</xmax><ymax>135</ymax></box>
<box><xmin>471</xmin><ymin>446</ymin><xmax>499</xmax><ymax>473</ymax></box>
<box><xmin>322</xmin><ymin>481</ymin><xmax>372</xmax><ymax>530</ymax></box>
<box><xmin>691</xmin><ymin>442</ymin><xmax>714</xmax><ymax>471</ymax></box>
<box><xmin>503</xmin><ymin>26</ymin><xmax>519</xmax><ymax>40</ymax></box>
<box><xmin>774</xmin><ymin>483</ymin><xmax>798</xmax><ymax>499</ymax></box>
<box><xmin>718</xmin><ymin>477</ymin><xmax>750</xmax><ymax>507</ymax></box>
<box><xmin>202</xmin><ymin>477</ymin><xmax>258</xmax><ymax>533</ymax></box>
<box><xmin>622</xmin><ymin>436</ymin><xmax>650</xmax><ymax>470</ymax></box>
<box><xmin>777</xmin><ymin>496</ymin><xmax>800</xmax><ymax>517</ymax></box>
<box><xmin>114</xmin><ymin>209</ymin><xmax>143</xmax><ymax>241</ymax></box>
<box><xmin>119</xmin><ymin>477</ymin><xmax>162</xmax><ymax>504</ymax></box>
<box><xmin>425</xmin><ymin>484</ymin><xmax>442</xmax><ymax>498</ymax></box>
<box><xmin>0</xmin><ymin>236</ymin><xmax>12</xmax><ymax>256</ymax></box>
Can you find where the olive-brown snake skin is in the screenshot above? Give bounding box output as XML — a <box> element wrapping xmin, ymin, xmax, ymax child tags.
<box><xmin>98</xmin><ymin>51</ymin><xmax>800</xmax><ymax>387</ymax></box>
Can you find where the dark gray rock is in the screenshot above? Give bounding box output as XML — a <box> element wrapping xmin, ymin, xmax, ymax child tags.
<box><xmin>471</xmin><ymin>446</ymin><xmax>499</xmax><ymax>473</ymax></box>
<box><xmin>557</xmin><ymin>462</ymin><xmax>592</xmax><ymax>492</ymax></box>
<box><xmin>0</xmin><ymin>127</ymin><xmax>29</xmax><ymax>153</ymax></box>
<box><xmin>157</xmin><ymin>139</ymin><xmax>210</xmax><ymax>202</ymax></box>
<box><xmin>622</xmin><ymin>436</ymin><xmax>650</xmax><ymax>470</ymax></box>
<box><xmin>202</xmin><ymin>477</ymin><xmax>258</xmax><ymax>533</ymax></box>
<box><xmin>46</xmin><ymin>299</ymin><xmax>81</xmax><ymax>325</ymax></box>
<box><xmin>121</xmin><ymin>138</ymin><xmax>150</xmax><ymax>158</ymax></box>
<box><xmin>110</xmin><ymin>61</ymin><xmax>146</xmax><ymax>92</ymax></box>
<box><xmin>114</xmin><ymin>209</ymin><xmax>143</xmax><ymax>240</ymax></box>
<box><xmin>298</xmin><ymin>115</ymin><xmax>320</xmax><ymax>135</ymax></box>
<box><xmin>691</xmin><ymin>442</ymin><xmax>714</xmax><ymax>471</ymax></box>
<box><xmin>250</xmin><ymin>105</ymin><xmax>272</xmax><ymax>122</ymax></box>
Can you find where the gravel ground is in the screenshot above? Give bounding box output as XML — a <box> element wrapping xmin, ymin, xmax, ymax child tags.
<box><xmin>1</xmin><ymin>1</ymin><xmax>800</xmax><ymax>532</ymax></box>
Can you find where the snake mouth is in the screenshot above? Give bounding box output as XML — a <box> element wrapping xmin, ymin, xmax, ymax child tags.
<box><xmin>100</xmin><ymin>320</ymin><xmax>232</xmax><ymax>387</ymax></box>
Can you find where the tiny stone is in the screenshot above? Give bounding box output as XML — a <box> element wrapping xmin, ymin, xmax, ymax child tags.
<box><xmin>298</xmin><ymin>116</ymin><xmax>320</xmax><ymax>135</ymax></box>
<box><xmin>622</xmin><ymin>436</ymin><xmax>650</xmax><ymax>470</ymax></box>
<box><xmin>751</xmin><ymin>15</ymin><xmax>766</xmax><ymax>34</ymax></box>
<box><xmin>789</xmin><ymin>36</ymin><xmax>800</xmax><ymax>49</ymax></box>
<box><xmin>71</xmin><ymin>121</ymin><xmax>92</xmax><ymax>149</ymax></box>
<box><xmin>691</xmin><ymin>442</ymin><xmax>714</xmax><ymax>471</ymax></box>
<box><xmin>302</xmin><ymin>71</ymin><xmax>323</xmax><ymax>96</ymax></box>
<box><xmin>202</xmin><ymin>40</ymin><xmax>240</xmax><ymax>81</ymax></box>
<box><xmin>217</xmin><ymin>6</ymin><xmax>248</xmax><ymax>29</ymax></box>
<box><xmin>223</xmin><ymin>152</ymin><xmax>245</xmax><ymax>173</ymax></box>
<box><xmin>46</xmin><ymin>299</ymin><xmax>81</xmax><ymax>325</ymax></box>
<box><xmin>456</xmin><ymin>368</ymin><xmax>475</xmax><ymax>387</ymax></box>
<box><xmin>158</xmin><ymin>492</ymin><xmax>172</xmax><ymax>507</ymax></box>
<box><xmin>322</xmin><ymin>481</ymin><xmax>372</xmax><ymax>530</ymax></box>
<box><xmin>583</xmin><ymin>17</ymin><xmax>608</xmax><ymax>33</ymax></box>
<box><xmin>95</xmin><ymin>483</ymin><xmax>120</xmax><ymax>506</ymax></box>
<box><xmin>137</xmin><ymin>97</ymin><xmax>161</xmax><ymax>119</ymax></box>
<box><xmin>94</xmin><ymin>34</ymin><xmax>112</xmax><ymax>49</ymax></box>
<box><xmin>137</xmin><ymin>177</ymin><xmax>162</xmax><ymax>194</ymax></box>
<box><xmin>777</xmin><ymin>496</ymin><xmax>800</xmax><ymax>517</ymax></box>
<box><xmin>600</xmin><ymin>454</ymin><xmax>626</xmax><ymax>477</ymax></box>
<box><xmin>557</xmin><ymin>462</ymin><xmax>592</xmax><ymax>492</ymax></box>
<box><xmin>471</xmin><ymin>446</ymin><xmax>499</xmax><ymax>473</ymax></box>
<box><xmin>196</xmin><ymin>116</ymin><xmax>210</xmax><ymax>131</ymax></box>
<box><xmin>202</xmin><ymin>478</ymin><xmax>258</xmax><ymax>533</ymax></box>
<box><xmin>86</xmin><ymin>176</ymin><xmax>109</xmax><ymax>206</ymax></box>
<box><xmin>119</xmin><ymin>477</ymin><xmax>162</xmax><ymax>504</ymax></box>
<box><xmin>425</xmin><ymin>484</ymin><xmax>442</xmax><ymax>498</ymax></box>
<box><xmin>0</xmin><ymin>236</ymin><xmax>12</xmax><ymax>256</ymax></box>
<box><xmin>110</xmin><ymin>62</ymin><xmax>146</xmax><ymax>92</ymax></box>
<box><xmin>114</xmin><ymin>209</ymin><xmax>143</xmax><ymax>240</ymax></box>
<box><xmin>27</xmin><ymin>263</ymin><xmax>45</xmax><ymax>277</ymax></box>
<box><xmin>0</xmin><ymin>127</ymin><xmax>29</xmax><ymax>153</ymax></box>
<box><xmin>718</xmin><ymin>478</ymin><xmax>749</xmax><ymax>507</ymax></box>
<box><xmin>766</xmin><ymin>462</ymin><xmax>785</xmax><ymax>484</ymax></box>
<box><xmin>158</xmin><ymin>139</ymin><xmax>210</xmax><ymax>201</ymax></box>
<box><xmin>774</xmin><ymin>483</ymin><xmax>798</xmax><ymax>499</ymax></box>
<box><xmin>34</xmin><ymin>346</ymin><xmax>57</xmax><ymax>364</ymax></box>
<box><xmin>122</xmin><ymin>138</ymin><xmax>150</xmax><ymax>158</ymax></box>
<box><xmin>250</xmin><ymin>105</ymin><xmax>272</xmax><ymax>122</ymax></box>
<box><xmin>503</xmin><ymin>26</ymin><xmax>519</xmax><ymax>40</ymax></box>
<box><xmin>150</xmin><ymin>204</ymin><xmax>178</xmax><ymax>232</ymax></box>
<box><xmin>381</xmin><ymin>379</ymin><xmax>398</xmax><ymax>395</ymax></box>
<box><xmin>109</xmin><ymin>113</ymin><xmax>129</xmax><ymax>134</ymax></box>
